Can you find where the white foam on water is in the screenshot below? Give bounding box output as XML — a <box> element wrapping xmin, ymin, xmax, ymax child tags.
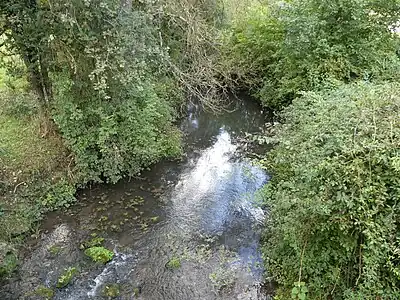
<box><xmin>86</xmin><ymin>248</ymin><xmax>133</xmax><ymax>298</ymax></box>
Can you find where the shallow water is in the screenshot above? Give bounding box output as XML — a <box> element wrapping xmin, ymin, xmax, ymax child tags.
<box><xmin>1</xmin><ymin>97</ymin><xmax>271</xmax><ymax>300</ymax></box>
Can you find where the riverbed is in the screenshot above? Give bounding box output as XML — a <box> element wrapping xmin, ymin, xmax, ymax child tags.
<box><xmin>1</xmin><ymin>97</ymin><xmax>272</xmax><ymax>300</ymax></box>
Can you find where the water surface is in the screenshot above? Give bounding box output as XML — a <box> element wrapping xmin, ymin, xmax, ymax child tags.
<box><xmin>1</xmin><ymin>97</ymin><xmax>270</xmax><ymax>300</ymax></box>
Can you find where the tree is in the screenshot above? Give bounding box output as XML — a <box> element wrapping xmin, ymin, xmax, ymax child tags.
<box><xmin>0</xmin><ymin>0</ymin><xmax>52</xmax><ymax>106</ymax></box>
<box><xmin>0</xmin><ymin>0</ymin><xmax>226</xmax><ymax>183</ymax></box>
<box><xmin>224</xmin><ymin>0</ymin><xmax>400</xmax><ymax>109</ymax></box>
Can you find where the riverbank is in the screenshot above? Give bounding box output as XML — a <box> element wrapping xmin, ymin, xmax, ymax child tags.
<box><xmin>1</xmin><ymin>97</ymin><xmax>272</xmax><ymax>299</ymax></box>
<box><xmin>0</xmin><ymin>82</ymin><xmax>75</xmax><ymax>278</ymax></box>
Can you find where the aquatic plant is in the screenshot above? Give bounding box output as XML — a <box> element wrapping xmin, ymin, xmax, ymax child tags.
<box><xmin>166</xmin><ymin>257</ymin><xmax>181</xmax><ymax>269</ymax></box>
<box><xmin>209</xmin><ymin>268</ymin><xmax>235</xmax><ymax>292</ymax></box>
<box><xmin>84</xmin><ymin>247</ymin><xmax>114</xmax><ymax>264</ymax></box>
<box><xmin>102</xmin><ymin>284</ymin><xmax>120</xmax><ymax>298</ymax></box>
<box><xmin>34</xmin><ymin>285</ymin><xmax>54</xmax><ymax>299</ymax></box>
<box><xmin>80</xmin><ymin>236</ymin><xmax>104</xmax><ymax>249</ymax></box>
<box><xmin>133</xmin><ymin>287</ymin><xmax>140</xmax><ymax>297</ymax></box>
<box><xmin>56</xmin><ymin>267</ymin><xmax>78</xmax><ymax>288</ymax></box>
<box><xmin>48</xmin><ymin>245</ymin><xmax>62</xmax><ymax>256</ymax></box>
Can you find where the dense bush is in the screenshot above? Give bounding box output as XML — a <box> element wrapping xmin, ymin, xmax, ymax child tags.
<box><xmin>223</xmin><ymin>0</ymin><xmax>400</xmax><ymax>109</ymax></box>
<box><xmin>46</xmin><ymin>1</ymin><xmax>182</xmax><ymax>183</ymax></box>
<box><xmin>262</xmin><ymin>82</ymin><xmax>400</xmax><ymax>299</ymax></box>
<box><xmin>221</xmin><ymin>2</ymin><xmax>283</xmax><ymax>89</ymax></box>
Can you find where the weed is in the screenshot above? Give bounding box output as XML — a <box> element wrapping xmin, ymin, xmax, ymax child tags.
<box><xmin>34</xmin><ymin>285</ymin><xmax>54</xmax><ymax>299</ymax></box>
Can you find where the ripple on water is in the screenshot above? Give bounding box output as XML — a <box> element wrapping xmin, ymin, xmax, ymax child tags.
<box><xmin>1</xmin><ymin>97</ymin><xmax>271</xmax><ymax>300</ymax></box>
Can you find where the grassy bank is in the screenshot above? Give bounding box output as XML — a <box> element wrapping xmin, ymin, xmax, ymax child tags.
<box><xmin>0</xmin><ymin>75</ymin><xmax>75</xmax><ymax>277</ymax></box>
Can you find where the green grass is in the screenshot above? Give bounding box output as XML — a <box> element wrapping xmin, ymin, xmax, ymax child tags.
<box><xmin>0</xmin><ymin>101</ymin><xmax>70</xmax><ymax>238</ymax></box>
<box><xmin>0</xmin><ymin>65</ymin><xmax>74</xmax><ymax>279</ymax></box>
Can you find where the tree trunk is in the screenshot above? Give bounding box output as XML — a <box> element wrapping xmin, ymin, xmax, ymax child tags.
<box><xmin>22</xmin><ymin>48</ymin><xmax>52</xmax><ymax>107</ymax></box>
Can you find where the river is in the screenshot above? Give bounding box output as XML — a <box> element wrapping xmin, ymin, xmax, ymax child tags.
<box><xmin>1</xmin><ymin>96</ymin><xmax>272</xmax><ymax>300</ymax></box>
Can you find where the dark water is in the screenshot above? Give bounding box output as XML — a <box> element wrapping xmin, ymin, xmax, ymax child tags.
<box><xmin>2</xmin><ymin>97</ymin><xmax>270</xmax><ymax>300</ymax></box>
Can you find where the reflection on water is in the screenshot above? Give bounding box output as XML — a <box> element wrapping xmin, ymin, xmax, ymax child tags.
<box><xmin>1</xmin><ymin>97</ymin><xmax>270</xmax><ymax>300</ymax></box>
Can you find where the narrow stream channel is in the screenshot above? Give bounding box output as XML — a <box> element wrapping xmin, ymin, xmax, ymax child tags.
<box><xmin>1</xmin><ymin>97</ymin><xmax>271</xmax><ymax>300</ymax></box>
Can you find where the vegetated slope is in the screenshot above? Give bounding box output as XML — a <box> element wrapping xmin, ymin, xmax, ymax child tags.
<box><xmin>220</xmin><ymin>2</ymin><xmax>400</xmax><ymax>297</ymax></box>
<box><xmin>261</xmin><ymin>82</ymin><xmax>400</xmax><ymax>299</ymax></box>
<box><xmin>0</xmin><ymin>0</ymin><xmax>223</xmax><ymax>279</ymax></box>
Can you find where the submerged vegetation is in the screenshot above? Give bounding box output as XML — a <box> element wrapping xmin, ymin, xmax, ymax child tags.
<box><xmin>166</xmin><ymin>256</ymin><xmax>181</xmax><ymax>270</ymax></box>
<box><xmin>33</xmin><ymin>285</ymin><xmax>55</xmax><ymax>299</ymax></box>
<box><xmin>102</xmin><ymin>283</ymin><xmax>120</xmax><ymax>298</ymax></box>
<box><xmin>0</xmin><ymin>0</ymin><xmax>400</xmax><ymax>299</ymax></box>
<box><xmin>56</xmin><ymin>267</ymin><xmax>78</xmax><ymax>288</ymax></box>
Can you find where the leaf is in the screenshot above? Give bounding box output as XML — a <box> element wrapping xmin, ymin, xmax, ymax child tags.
<box><xmin>291</xmin><ymin>286</ymin><xmax>299</xmax><ymax>296</ymax></box>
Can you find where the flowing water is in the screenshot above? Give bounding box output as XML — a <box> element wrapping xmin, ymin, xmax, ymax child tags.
<box><xmin>1</xmin><ymin>97</ymin><xmax>272</xmax><ymax>300</ymax></box>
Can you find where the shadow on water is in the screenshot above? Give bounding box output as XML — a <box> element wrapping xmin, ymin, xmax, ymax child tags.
<box><xmin>1</xmin><ymin>96</ymin><xmax>273</xmax><ymax>300</ymax></box>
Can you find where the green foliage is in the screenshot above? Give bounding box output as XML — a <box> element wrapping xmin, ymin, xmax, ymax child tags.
<box><xmin>84</xmin><ymin>246</ymin><xmax>114</xmax><ymax>264</ymax></box>
<box><xmin>166</xmin><ymin>257</ymin><xmax>181</xmax><ymax>269</ymax></box>
<box><xmin>0</xmin><ymin>78</ymin><xmax>73</xmax><ymax>278</ymax></box>
<box><xmin>0</xmin><ymin>244</ymin><xmax>18</xmax><ymax>278</ymax></box>
<box><xmin>221</xmin><ymin>2</ymin><xmax>284</xmax><ymax>88</ymax></box>
<box><xmin>41</xmin><ymin>180</ymin><xmax>76</xmax><ymax>211</ymax></box>
<box><xmin>33</xmin><ymin>285</ymin><xmax>54</xmax><ymax>299</ymax></box>
<box><xmin>2</xmin><ymin>0</ymin><xmax>185</xmax><ymax>185</ymax></box>
<box><xmin>223</xmin><ymin>0</ymin><xmax>400</xmax><ymax>109</ymax></box>
<box><xmin>80</xmin><ymin>236</ymin><xmax>104</xmax><ymax>249</ymax></box>
<box><xmin>47</xmin><ymin>1</ymin><xmax>182</xmax><ymax>183</ymax></box>
<box><xmin>291</xmin><ymin>282</ymin><xmax>308</xmax><ymax>300</ymax></box>
<box><xmin>262</xmin><ymin>82</ymin><xmax>400</xmax><ymax>299</ymax></box>
<box><xmin>102</xmin><ymin>284</ymin><xmax>120</xmax><ymax>298</ymax></box>
<box><xmin>56</xmin><ymin>267</ymin><xmax>78</xmax><ymax>288</ymax></box>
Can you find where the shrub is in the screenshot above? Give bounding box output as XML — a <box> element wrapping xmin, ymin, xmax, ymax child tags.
<box><xmin>262</xmin><ymin>82</ymin><xmax>400</xmax><ymax>299</ymax></box>
<box><xmin>50</xmin><ymin>3</ymin><xmax>182</xmax><ymax>184</ymax></box>
<box><xmin>221</xmin><ymin>2</ymin><xmax>283</xmax><ymax>90</ymax></box>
